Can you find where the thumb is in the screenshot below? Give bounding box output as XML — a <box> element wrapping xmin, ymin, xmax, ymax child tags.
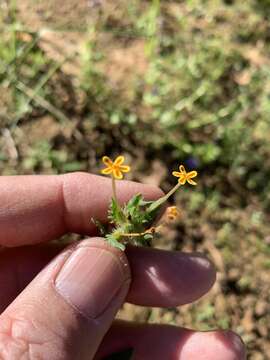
<box><xmin>0</xmin><ymin>238</ymin><xmax>131</xmax><ymax>360</ymax></box>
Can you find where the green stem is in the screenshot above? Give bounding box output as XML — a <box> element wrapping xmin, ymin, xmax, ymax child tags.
<box><xmin>148</xmin><ymin>182</ymin><xmax>181</xmax><ymax>213</ymax></box>
<box><xmin>112</xmin><ymin>176</ymin><xmax>117</xmax><ymax>202</ymax></box>
<box><xmin>111</xmin><ymin>176</ymin><xmax>127</xmax><ymax>224</ymax></box>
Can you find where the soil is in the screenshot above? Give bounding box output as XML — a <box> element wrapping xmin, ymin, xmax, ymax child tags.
<box><xmin>3</xmin><ymin>1</ymin><xmax>270</xmax><ymax>358</ymax></box>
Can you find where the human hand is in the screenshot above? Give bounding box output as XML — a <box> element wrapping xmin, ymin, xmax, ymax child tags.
<box><xmin>0</xmin><ymin>173</ymin><xmax>245</xmax><ymax>359</ymax></box>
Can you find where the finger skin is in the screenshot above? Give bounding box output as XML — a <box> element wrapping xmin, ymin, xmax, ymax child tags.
<box><xmin>126</xmin><ymin>245</ymin><xmax>216</xmax><ymax>306</ymax></box>
<box><xmin>95</xmin><ymin>320</ymin><xmax>246</xmax><ymax>360</ymax></box>
<box><xmin>0</xmin><ymin>244</ymin><xmax>215</xmax><ymax>312</ymax></box>
<box><xmin>0</xmin><ymin>244</ymin><xmax>61</xmax><ymax>313</ymax></box>
<box><xmin>0</xmin><ymin>239</ymin><xmax>131</xmax><ymax>360</ymax></box>
<box><xmin>0</xmin><ymin>173</ymin><xmax>163</xmax><ymax>247</ymax></box>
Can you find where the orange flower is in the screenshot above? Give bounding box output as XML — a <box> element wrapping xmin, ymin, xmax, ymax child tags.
<box><xmin>101</xmin><ymin>155</ymin><xmax>130</xmax><ymax>180</ymax></box>
<box><xmin>172</xmin><ymin>165</ymin><xmax>197</xmax><ymax>185</ymax></box>
<box><xmin>166</xmin><ymin>206</ymin><xmax>180</xmax><ymax>220</ymax></box>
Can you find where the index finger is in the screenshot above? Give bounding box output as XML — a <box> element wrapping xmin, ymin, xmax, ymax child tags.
<box><xmin>0</xmin><ymin>173</ymin><xmax>163</xmax><ymax>247</ymax></box>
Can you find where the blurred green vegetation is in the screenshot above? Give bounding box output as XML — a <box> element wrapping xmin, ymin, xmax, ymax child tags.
<box><xmin>1</xmin><ymin>0</ymin><xmax>270</xmax><ymax>357</ymax></box>
<box><xmin>1</xmin><ymin>0</ymin><xmax>270</xmax><ymax>207</ymax></box>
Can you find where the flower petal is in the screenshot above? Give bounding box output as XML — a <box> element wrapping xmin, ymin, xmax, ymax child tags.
<box><xmin>113</xmin><ymin>168</ymin><xmax>123</xmax><ymax>180</ymax></box>
<box><xmin>187</xmin><ymin>170</ymin><xmax>198</xmax><ymax>179</ymax></box>
<box><xmin>114</xmin><ymin>155</ymin><xmax>125</xmax><ymax>166</ymax></box>
<box><xmin>179</xmin><ymin>175</ymin><xmax>187</xmax><ymax>185</ymax></box>
<box><xmin>101</xmin><ymin>167</ymin><xmax>113</xmax><ymax>175</ymax></box>
<box><xmin>102</xmin><ymin>156</ymin><xmax>113</xmax><ymax>167</ymax></box>
<box><xmin>167</xmin><ymin>206</ymin><xmax>180</xmax><ymax>219</ymax></box>
<box><xmin>179</xmin><ymin>165</ymin><xmax>186</xmax><ymax>174</ymax></box>
<box><xmin>187</xmin><ymin>178</ymin><xmax>197</xmax><ymax>186</ymax></box>
<box><xmin>120</xmin><ymin>165</ymin><xmax>130</xmax><ymax>173</ymax></box>
<box><xmin>172</xmin><ymin>171</ymin><xmax>181</xmax><ymax>177</ymax></box>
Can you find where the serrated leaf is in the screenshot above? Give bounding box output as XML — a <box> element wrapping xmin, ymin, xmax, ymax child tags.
<box><xmin>126</xmin><ymin>193</ymin><xmax>143</xmax><ymax>210</ymax></box>
<box><xmin>109</xmin><ymin>198</ymin><xmax>126</xmax><ymax>224</ymax></box>
<box><xmin>124</xmin><ymin>194</ymin><xmax>144</xmax><ymax>218</ymax></box>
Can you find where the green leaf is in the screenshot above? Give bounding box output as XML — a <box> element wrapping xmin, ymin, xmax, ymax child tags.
<box><xmin>109</xmin><ymin>198</ymin><xmax>126</xmax><ymax>224</ymax></box>
<box><xmin>125</xmin><ymin>193</ymin><xmax>143</xmax><ymax>216</ymax></box>
<box><xmin>124</xmin><ymin>194</ymin><xmax>155</xmax><ymax>227</ymax></box>
<box><xmin>143</xmin><ymin>233</ymin><xmax>154</xmax><ymax>240</ymax></box>
<box><xmin>105</xmin><ymin>233</ymin><xmax>125</xmax><ymax>251</ymax></box>
<box><xmin>104</xmin><ymin>193</ymin><xmax>162</xmax><ymax>250</ymax></box>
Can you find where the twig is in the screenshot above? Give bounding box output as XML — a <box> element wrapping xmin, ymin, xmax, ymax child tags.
<box><xmin>1</xmin><ymin>128</ymin><xmax>18</xmax><ymax>160</ymax></box>
<box><xmin>13</xmin><ymin>57</ymin><xmax>70</xmax><ymax>126</ymax></box>
<box><xmin>15</xmin><ymin>81</ymin><xmax>69</xmax><ymax>124</ymax></box>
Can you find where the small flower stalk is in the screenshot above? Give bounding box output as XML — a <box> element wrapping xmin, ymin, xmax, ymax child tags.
<box><xmin>94</xmin><ymin>155</ymin><xmax>198</xmax><ymax>250</ymax></box>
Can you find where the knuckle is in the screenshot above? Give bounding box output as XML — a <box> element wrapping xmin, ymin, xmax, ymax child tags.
<box><xmin>0</xmin><ymin>312</ymin><xmax>63</xmax><ymax>360</ymax></box>
<box><xmin>0</xmin><ymin>315</ymin><xmax>31</xmax><ymax>359</ymax></box>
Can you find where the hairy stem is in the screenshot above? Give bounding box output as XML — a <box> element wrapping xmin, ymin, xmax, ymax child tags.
<box><xmin>148</xmin><ymin>182</ymin><xmax>181</xmax><ymax>212</ymax></box>
<box><xmin>112</xmin><ymin>176</ymin><xmax>117</xmax><ymax>202</ymax></box>
<box><xmin>111</xmin><ymin>176</ymin><xmax>128</xmax><ymax>224</ymax></box>
<box><xmin>121</xmin><ymin>225</ymin><xmax>164</xmax><ymax>238</ymax></box>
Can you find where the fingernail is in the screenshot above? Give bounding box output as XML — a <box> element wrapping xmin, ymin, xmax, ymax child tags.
<box><xmin>55</xmin><ymin>243</ymin><xmax>129</xmax><ymax>319</ymax></box>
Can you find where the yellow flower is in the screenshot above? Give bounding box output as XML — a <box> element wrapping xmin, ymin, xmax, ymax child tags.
<box><xmin>166</xmin><ymin>206</ymin><xmax>180</xmax><ymax>220</ymax></box>
<box><xmin>172</xmin><ymin>164</ymin><xmax>198</xmax><ymax>185</ymax></box>
<box><xmin>101</xmin><ymin>155</ymin><xmax>130</xmax><ymax>180</ymax></box>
